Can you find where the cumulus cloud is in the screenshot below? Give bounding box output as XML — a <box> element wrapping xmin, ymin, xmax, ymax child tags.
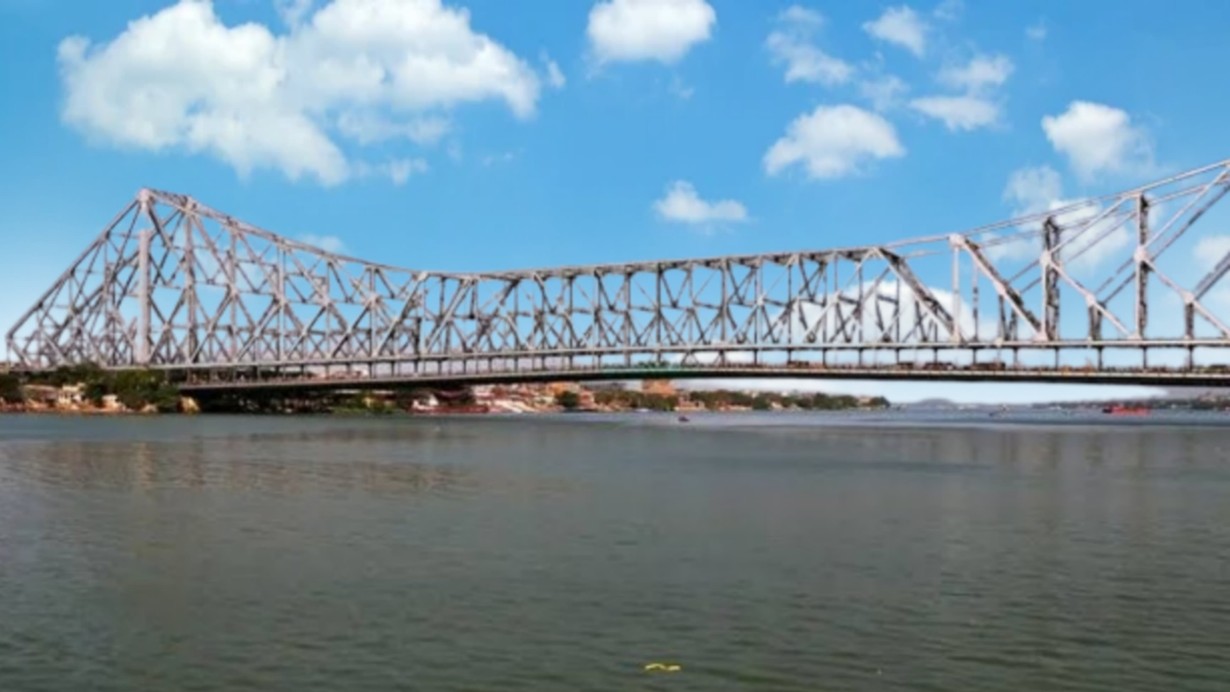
<box><xmin>544</xmin><ymin>57</ymin><xmax>567</xmax><ymax>89</ymax></box>
<box><xmin>587</xmin><ymin>0</ymin><xmax>716</xmax><ymax>65</ymax></box>
<box><xmin>275</xmin><ymin>0</ymin><xmax>314</xmax><ymax>27</ymax></box>
<box><xmin>56</xmin><ymin>0</ymin><xmax>542</xmax><ymax>185</ymax></box>
<box><xmin>863</xmin><ymin>6</ymin><xmax>928</xmax><ymax>58</ymax></box>
<box><xmin>933</xmin><ymin>0</ymin><xmax>963</xmax><ymax>22</ymax></box>
<box><xmin>654</xmin><ymin>181</ymin><xmax>748</xmax><ymax>225</ymax></box>
<box><xmin>350</xmin><ymin>157</ymin><xmax>429</xmax><ymax>184</ymax></box>
<box><xmin>1190</xmin><ymin>236</ymin><xmax>1230</xmax><ymax>309</ymax></box>
<box><xmin>860</xmin><ymin>75</ymin><xmax>909</xmax><ymax>112</ymax></box>
<box><xmin>764</xmin><ymin>105</ymin><xmax>905</xmax><ymax>180</ymax></box>
<box><xmin>778</xmin><ymin>5</ymin><xmax>823</xmax><ymax>26</ymax></box>
<box><xmin>1194</xmin><ymin>235</ymin><xmax>1230</xmax><ymax>272</ymax></box>
<box><xmin>791</xmin><ymin>281</ymin><xmax>990</xmax><ymax>343</ymax></box>
<box><xmin>909</xmin><ymin>95</ymin><xmax>999</xmax><ymax>131</ymax></box>
<box><xmin>1042</xmin><ymin>101</ymin><xmax>1154</xmax><ymax>181</ymax></box>
<box><xmin>938</xmin><ymin>53</ymin><xmax>1013</xmax><ymax>91</ymax></box>
<box><xmin>766</xmin><ymin>6</ymin><xmax>853</xmax><ymax>86</ymax></box>
<box><xmin>1003</xmin><ymin>165</ymin><xmax>1063</xmax><ymax>212</ymax></box>
<box><xmin>999</xmin><ymin>164</ymin><xmax>1131</xmax><ymax>269</ymax></box>
<box><xmin>336</xmin><ymin>112</ymin><xmax>451</xmax><ymax>146</ymax></box>
<box><xmin>384</xmin><ymin>158</ymin><xmax>428</xmax><ymax>185</ymax></box>
<box><xmin>909</xmin><ymin>54</ymin><xmax>1012</xmax><ymax>131</ymax></box>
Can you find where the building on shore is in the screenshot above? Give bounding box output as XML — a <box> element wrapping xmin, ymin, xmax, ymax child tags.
<box><xmin>641</xmin><ymin>379</ymin><xmax>676</xmax><ymax>397</ymax></box>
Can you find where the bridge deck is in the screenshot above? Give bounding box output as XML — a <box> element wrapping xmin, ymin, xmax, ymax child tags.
<box><xmin>177</xmin><ymin>365</ymin><xmax>1230</xmax><ymax>393</ymax></box>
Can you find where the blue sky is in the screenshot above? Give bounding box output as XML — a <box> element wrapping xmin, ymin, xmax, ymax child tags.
<box><xmin>3</xmin><ymin>0</ymin><xmax>1230</xmax><ymax>403</ymax></box>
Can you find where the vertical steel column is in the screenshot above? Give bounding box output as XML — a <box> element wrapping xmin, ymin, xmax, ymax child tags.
<box><xmin>747</xmin><ymin>261</ymin><xmax>757</xmax><ymax>368</ymax></box>
<box><xmin>786</xmin><ymin>257</ymin><xmax>795</xmax><ymax>364</ymax></box>
<box><xmin>970</xmin><ymin>258</ymin><xmax>980</xmax><ymax>346</ymax></box>
<box><xmin>1042</xmin><ymin>218</ymin><xmax>1061</xmax><ymax>341</ymax></box>
<box><xmin>369</xmin><ymin>269</ymin><xmax>377</xmax><ymax>363</ymax></box>
<box><xmin>894</xmin><ymin>277</ymin><xmax>901</xmax><ymax>346</ymax></box>
<box><xmin>951</xmin><ymin>244</ymin><xmax>960</xmax><ymax>344</ymax></box>
<box><xmin>228</xmin><ymin>231</ymin><xmax>238</xmax><ymax>362</ymax></box>
<box><xmin>184</xmin><ymin>213</ymin><xmax>197</xmax><ymax>364</ymax></box>
<box><xmin>655</xmin><ymin>266</ymin><xmax>663</xmax><ymax>363</ymax></box>
<box><xmin>137</xmin><ymin>227</ymin><xmax>152</xmax><ymax>365</ymax></box>
<box><xmin>857</xmin><ymin>260</ymin><xmax>865</xmax><ymax>363</ymax></box>
<box><xmin>277</xmin><ymin>246</ymin><xmax>285</xmax><ymax>363</ymax></box>
<box><xmin>623</xmin><ymin>272</ymin><xmax>632</xmax><ymax>367</ymax></box>
<box><xmin>1134</xmin><ymin>194</ymin><xmax>1150</xmax><ymax>339</ymax></box>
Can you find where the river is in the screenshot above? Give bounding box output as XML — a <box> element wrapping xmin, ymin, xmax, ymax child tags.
<box><xmin>1</xmin><ymin>412</ymin><xmax>1228</xmax><ymax>690</ymax></box>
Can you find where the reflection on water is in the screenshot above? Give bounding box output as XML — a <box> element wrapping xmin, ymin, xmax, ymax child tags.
<box><xmin>1</xmin><ymin>413</ymin><xmax>1229</xmax><ymax>691</ymax></box>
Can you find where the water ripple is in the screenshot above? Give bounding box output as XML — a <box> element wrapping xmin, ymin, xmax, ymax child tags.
<box><xmin>2</xmin><ymin>414</ymin><xmax>1230</xmax><ymax>690</ymax></box>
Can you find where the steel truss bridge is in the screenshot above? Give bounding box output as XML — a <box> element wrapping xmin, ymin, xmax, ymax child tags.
<box><xmin>9</xmin><ymin>159</ymin><xmax>1230</xmax><ymax>393</ymax></box>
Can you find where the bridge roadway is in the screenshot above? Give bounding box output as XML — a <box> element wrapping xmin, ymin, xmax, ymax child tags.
<box><xmin>177</xmin><ymin>363</ymin><xmax>1230</xmax><ymax>394</ymax></box>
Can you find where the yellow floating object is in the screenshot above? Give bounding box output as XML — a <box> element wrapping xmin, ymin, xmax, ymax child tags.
<box><xmin>644</xmin><ymin>662</ymin><xmax>682</xmax><ymax>673</ymax></box>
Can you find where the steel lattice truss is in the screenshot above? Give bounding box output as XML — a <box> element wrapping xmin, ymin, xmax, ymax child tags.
<box><xmin>9</xmin><ymin>160</ymin><xmax>1230</xmax><ymax>386</ymax></box>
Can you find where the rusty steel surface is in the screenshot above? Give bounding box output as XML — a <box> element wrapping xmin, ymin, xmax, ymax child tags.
<box><xmin>8</xmin><ymin>159</ymin><xmax>1230</xmax><ymax>389</ymax></box>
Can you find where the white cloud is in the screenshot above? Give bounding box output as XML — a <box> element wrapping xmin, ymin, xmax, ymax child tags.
<box><xmin>1194</xmin><ymin>235</ymin><xmax>1230</xmax><ymax>272</ymax></box>
<box><xmin>910</xmin><ymin>54</ymin><xmax>1011</xmax><ymax>133</ymax></box>
<box><xmin>909</xmin><ymin>95</ymin><xmax>999</xmax><ymax>131</ymax></box>
<box><xmin>1004</xmin><ymin>165</ymin><xmax>1063</xmax><ymax>212</ymax></box>
<box><xmin>863</xmin><ymin>6</ymin><xmax>928</xmax><ymax>58</ymax></box>
<box><xmin>352</xmin><ymin>158</ymin><xmax>429</xmax><ymax>185</ymax></box>
<box><xmin>678</xmin><ymin>279</ymin><xmax>997</xmax><ymax>366</ymax></box>
<box><xmin>790</xmin><ymin>281</ymin><xmax>994</xmax><ymax>343</ymax></box>
<box><xmin>300</xmin><ymin>234</ymin><xmax>346</xmax><ymax>253</ymax></box>
<box><xmin>57</xmin><ymin>0</ymin><xmax>541</xmax><ymax>185</ymax></box>
<box><xmin>654</xmin><ymin>181</ymin><xmax>748</xmax><ymax>225</ymax></box>
<box><xmin>545</xmin><ymin>58</ymin><xmax>567</xmax><ymax>89</ymax></box>
<box><xmin>938</xmin><ymin>54</ymin><xmax>1013</xmax><ymax>91</ymax></box>
<box><xmin>1193</xmin><ymin>235</ymin><xmax>1230</xmax><ymax>308</ymax></box>
<box><xmin>766</xmin><ymin>36</ymin><xmax>852</xmax><ymax>86</ymax></box>
<box><xmin>778</xmin><ymin>5</ymin><xmax>823</xmax><ymax>26</ymax></box>
<box><xmin>336</xmin><ymin>112</ymin><xmax>451</xmax><ymax>146</ymax></box>
<box><xmin>765</xmin><ymin>105</ymin><xmax>905</xmax><ymax>179</ymax></box>
<box><xmin>1042</xmin><ymin>101</ymin><xmax>1153</xmax><ymax>181</ymax></box>
<box><xmin>587</xmin><ymin>0</ymin><xmax>716</xmax><ymax>65</ymax></box>
<box><xmin>385</xmin><ymin>158</ymin><xmax>428</xmax><ymax>185</ymax></box>
<box><xmin>860</xmin><ymin>75</ymin><xmax>908</xmax><ymax>111</ymax></box>
<box><xmin>933</xmin><ymin>0</ymin><xmax>963</xmax><ymax>22</ymax></box>
<box><xmin>999</xmin><ymin>165</ymin><xmax>1131</xmax><ymax>269</ymax></box>
<box><xmin>1026</xmin><ymin>20</ymin><xmax>1047</xmax><ymax>41</ymax></box>
<box><xmin>766</xmin><ymin>7</ymin><xmax>853</xmax><ymax>86</ymax></box>
<box><xmin>275</xmin><ymin>0</ymin><xmax>314</xmax><ymax>27</ymax></box>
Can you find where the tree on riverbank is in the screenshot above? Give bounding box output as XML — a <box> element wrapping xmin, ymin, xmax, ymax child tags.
<box><xmin>0</xmin><ymin>373</ymin><xmax>22</xmax><ymax>403</ymax></box>
<box><xmin>592</xmin><ymin>390</ymin><xmax>677</xmax><ymax>411</ymax></box>
<box><xmin>16</xmin><ymin>365</ymin><xmax>181</xmax><ymax>412</ymax></box>
<box><xmin>110</xmin><ymin>370</ymin><xmax>181</xmax><ymax>412</ymax></box>
<box><xmin>684</xmin><ymin>389</ymin><xmax>888</xmax><ymax>411</ymax></box>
